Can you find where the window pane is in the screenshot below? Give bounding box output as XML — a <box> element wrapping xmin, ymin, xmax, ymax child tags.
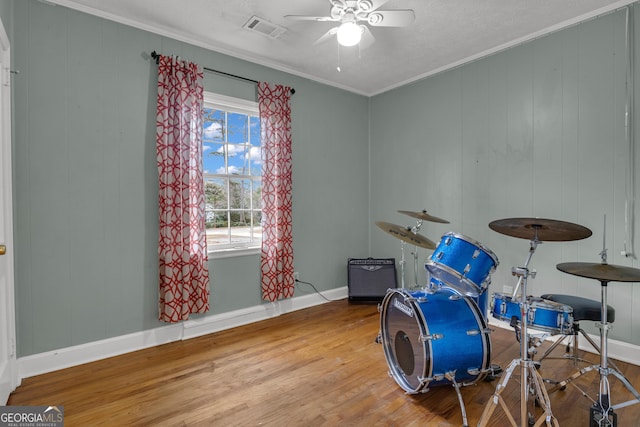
<box><xmin>228</xmin><ymin>143</ymin><xmax>250</xmax><ymax>176</ymax></box>
<box><xmin>252</xmin><ymin>180</ymin><xmax>262</xmax><ymax>210</ymax></box>
<box><xmin>250</xmin><ymin>116</ymin><xmax>261</xmax><ymax>176</ymax></box>
<box><xmin>227</xmin><ymin>112</ymin><xmax>247</xmax><ymax>144</ymax></box>
<box><xmin>252</xmin><ymin>212</ymin><xmax>262</xmax><ymax>245</ymax></box>
<box><xmin>205</xmin><ymin>177</ymin><xmax>228</xmax><ymax>209</ymax></box>
<box><xmin>229</xmin><ymin>211</ymin><xmax>251</xmax><ymax>244</ymax></box>
<box><xmin>206</xmin><ymin>219</ymin><xmax>231</xmax><ymax>245</ymax></box>
<box><xmin>203</xmin><ymin>143</ymin><xmax>226</xmax><ymax>174</ymax></box>
<box><xmin>203</xmin><ymin>109</ymin><xmax>224</xmax><ymax>142</ymax></box>
<box><xmin>229</xmin><ymin>179</ymin><xmax>251</xmax><ymax>209</ymax></box>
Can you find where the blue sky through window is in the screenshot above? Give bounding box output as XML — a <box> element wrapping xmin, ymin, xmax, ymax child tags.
<box><xmin>202</xmin><ymin>108</ymin><xmax>261</xmax><ymax>176</ymax></box>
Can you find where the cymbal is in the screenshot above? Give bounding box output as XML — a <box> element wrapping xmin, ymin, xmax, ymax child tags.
<box><xmin>375</xmin><ymin>221</ymin><xmax>437</xmax><ymax>249</ymax></box>
<box><xmin>397</xmin><ymin>210</ymin><xmax>449</xmax><ymax>224</ymax></box>
<box><xmin>489</xmin><ymin>217</ymin><xmax>592</xmax><ymax>242</ymax></box>
<box><xmin>557</xmin><ymin>262</ymin><xmax>640</xmax><ymax>283</ymax></box>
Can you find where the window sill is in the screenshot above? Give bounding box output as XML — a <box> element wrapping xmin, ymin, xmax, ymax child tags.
<box><xmin>208</xmin><ymin>246</ymin><xmax>260</xmax><ymax>259</ymax></box>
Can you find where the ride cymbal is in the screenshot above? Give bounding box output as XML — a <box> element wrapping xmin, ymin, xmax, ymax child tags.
<box><xmin>489</xmin><ymin>218</ymin><xmax>592</xmax><ymax>242</ymax></box>
<box><xmin>375</xmin><ymin>221</ymin><xmax>437</xmax><ymax>249</ymax></box>
<box><xmin>557</xmin><ymin>262</ymin><xmax>640</xmax><ymax>283</ymax></box>
<box><xmin>397</xmin><ymin>210</ymin><xmax>449</xmax><ymax>224</ymax></box>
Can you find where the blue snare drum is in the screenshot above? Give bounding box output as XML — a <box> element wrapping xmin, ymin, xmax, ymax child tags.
<box><xmin>425</xmin><ymin>232</ymin><xmax>499</xmax><ymax>298</ymax></box>
<box><xmin>490</xmin><ymin>292</ymin><xmax>573</xmax><ymax>335</ymax></box>
<box><xmin>380</xmin><ymin>287</ymin><xmax>491</xmax><ymax>393</ymax></box>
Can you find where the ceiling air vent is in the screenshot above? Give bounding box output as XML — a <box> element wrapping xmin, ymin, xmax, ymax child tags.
<box><xmin>242</xmin><ymin>15</ymin><xmax>287</xmax><ymax>39</ymax></box>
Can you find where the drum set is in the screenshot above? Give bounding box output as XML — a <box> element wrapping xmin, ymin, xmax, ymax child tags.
<box><xmin>375</xmin><ymin>212</ymin><xmax>640</xmax><ymax>427</ymax></box>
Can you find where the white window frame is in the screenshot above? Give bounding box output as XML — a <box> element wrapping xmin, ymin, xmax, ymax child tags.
<box><xmin>203</xmin><ymin>92</ymin><xmax>262</xmax><ymax>259</ymax></box>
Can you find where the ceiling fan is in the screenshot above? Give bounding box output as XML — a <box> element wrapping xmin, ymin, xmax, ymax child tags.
<box><xmin>285</xmin><ymin>0</ymin><xmax>415</xmax><ymax>49</ymax></box>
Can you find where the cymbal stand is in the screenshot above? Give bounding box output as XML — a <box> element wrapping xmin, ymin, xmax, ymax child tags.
<box><xmin>548</xmin><ymin>225</ymin><xmax>640</xmax><ymax>426</ymax></box>
<box><xmin>409</xmin><ymin>218</ymin><xmax>424</xmax><ymax>288</ymax></box>
<box><xmin>397</xmin><ymin>218</ymin><xmax>425</xmax><ymax>289</ymax></box>
<box><xmin>398</xmin><ymin>240</ymin><xmax>407</xmax><ymax>289</ymax></box>
<box><xmin>547</xmin><ymin>278</ymin><xmax>640</xmax><ymax>426</ymax></box>
<box><xmin>511</xmin><ymin>238</ymin><xmax>539</xmax><ymax>298</ymax></box>
<box><xmin>478</xmin><ymin>233</ymin><xmax>559</xmax><ymax>427</ymax></box>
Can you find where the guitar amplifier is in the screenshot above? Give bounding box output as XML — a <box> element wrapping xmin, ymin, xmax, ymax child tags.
<box><xmin>348</xmin><ymin>258</ymin><xmax>397</xmax><ymax>302</ymax></box>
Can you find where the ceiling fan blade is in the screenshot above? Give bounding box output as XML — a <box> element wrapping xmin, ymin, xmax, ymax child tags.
<box><xmin>314</xmin><ymin>27</ymin><xmax>339</xmax><ymax>45</ymax></box>
<box><xmin>284</xmin><ymin>15</ymin><xmax>337</xmax><ymax>22</ymax></box>
<box><xmin>359</xmin><ymin>25</ymin><xmax>375</xmax><ymax>50</ymax></box>
<box><xmin>360</xmin><ymin>0</ymin><xmax>390</xmax><ymax>12</ymax></box>
<box><xmin>367</xmin><ymin>10</ymin><xmax>415</xmax><ymax>27</ymax></box>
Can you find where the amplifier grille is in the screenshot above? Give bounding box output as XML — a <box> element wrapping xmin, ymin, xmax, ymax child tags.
<box><xmin>348</xmin><ymin>258</ymin><xmax>397</xmax><ymax>302</ymax></box>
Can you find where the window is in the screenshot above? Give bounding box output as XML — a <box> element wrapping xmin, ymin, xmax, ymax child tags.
<box><xmin>202</xmin><ymin>92</ymin><xmax>262</xmax><ymax>255</ymax></box>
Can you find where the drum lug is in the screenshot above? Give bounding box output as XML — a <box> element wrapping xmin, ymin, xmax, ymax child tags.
<box><xmin>424</xmin><ymin>373</ymin><xmax>445</xmax><ymax>382</ymax></box>
<box><xmin>469</xmin><ymin>327</ymin><xmax>492</xmax><ymax>335</ymax></box>
<box><xmin>420</xmin><ymin>333</ymin><xmax>443</xmax><ymax>341</ymax></box>
<box><xmin>500</xmin><ymin>301</ymin><xmax>507</xmax><ymax>316</ymax></box>
<box><xmin>467</xmin><ymin>367</ymin><xmax>480</xmax><ymax>376</ymax></box>
<box><xmin>528</xmin><ymin>307</ymin><xmax>537</xmax><ymax>323</ymax></box>
<box><xmin>463</xmin><ymin>264</ymin><xmax>471</xmax><ymax>275</ymax></box>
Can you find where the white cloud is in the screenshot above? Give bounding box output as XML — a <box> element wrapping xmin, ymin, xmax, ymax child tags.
<box><xmin>203</xmin><ymin>122</ymin><xmax>222</xmax><ymax>140</ymax></box>
<box><xmin>248</xmin><ymin>146</ymin><xmax>261</xmax><ymax>165</ymax></box>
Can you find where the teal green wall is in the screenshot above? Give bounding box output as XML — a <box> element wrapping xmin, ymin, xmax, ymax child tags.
<box><xmin>9</xmin><ymin>1</ymin><xmax>640</xmax><ymax>357</ymax></box>
<box><xmin>370</xmin><ymin>8</ymin><xmax>640</xmax><ymax>344</ymax></box>
<box><xmin>11</xmin><ymin>0</ymin><xmax>369</xmax><ymax>356</ymax></box>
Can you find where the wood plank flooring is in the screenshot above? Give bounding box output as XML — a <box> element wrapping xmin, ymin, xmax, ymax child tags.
<box><xmin>8</xmin><ymin>298</ymin><xmax>640</xmax><ymax>426</ymax></box>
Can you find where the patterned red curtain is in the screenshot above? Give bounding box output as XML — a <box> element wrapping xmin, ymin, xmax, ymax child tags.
<box><xmin>156</xmin><ymin>55</ymin><xmax>210</xmax><ymax>322</ymax></box>
<box><xmin>258</xmin><ymin>83</ymin><xmax>295</xmax><ymax>301</ymax></box>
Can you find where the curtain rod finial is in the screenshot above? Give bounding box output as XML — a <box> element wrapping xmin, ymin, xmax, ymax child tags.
<box><xmin>150</xmin><ymin>50</ymin><xmax>160</xmax><ymax>64</ymax></box>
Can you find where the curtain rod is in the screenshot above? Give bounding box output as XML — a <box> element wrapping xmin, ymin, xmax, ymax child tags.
<box><xmin>150</xmin><ymin>51</ymin><xmax>295</xmax><ymax>95</ymax></box>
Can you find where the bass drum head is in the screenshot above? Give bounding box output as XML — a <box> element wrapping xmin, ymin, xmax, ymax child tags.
<box><xmin>380</xmin><ymin>287</ymin><xmax>492</xmax><ymax>394</ymax></box>
<box><xmin>379</xmin><ymin>289</ymin><xmax>428</xmax><ymax>393</ymax></box>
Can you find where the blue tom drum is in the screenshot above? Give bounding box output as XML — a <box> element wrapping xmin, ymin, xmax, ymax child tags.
<box><xmin>425</xmin><ymin>232</ymin><xmax>499</xmax><ymax>298</ymax></box>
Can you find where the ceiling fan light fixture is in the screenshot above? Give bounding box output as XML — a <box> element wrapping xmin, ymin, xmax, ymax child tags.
<box><xmin>337</xmin><ymin>22</ymin><xmax>362</xmax><ymax>46</ymax></box>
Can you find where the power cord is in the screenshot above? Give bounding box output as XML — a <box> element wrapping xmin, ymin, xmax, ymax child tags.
<box><xmin>294</xmin><ymin>278</ymin><xmax>344</xmax><ymax>302</ymax></box>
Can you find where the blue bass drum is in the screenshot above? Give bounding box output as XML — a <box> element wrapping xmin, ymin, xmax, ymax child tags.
<box><xmin>425</xmin><ymin>232</ymin><xmax>499</xmax><ymax>298</ymax></box>
<box><xmin>428</xmin><ymin>276</ymin><xmax>489</xmax><ymax>319</ymax></box>
<box><xmin>380</xmin><ymin>287</ymin><xmax>492</xmax><ymax>394</ymax></box>
<box><xmin>490</xmin><ymin>293</ymin><xmax>573</xmax><ymax>335</ymax></box>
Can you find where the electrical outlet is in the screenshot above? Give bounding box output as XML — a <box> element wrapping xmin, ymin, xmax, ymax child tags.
<box><xmin>294</xmin><ymin>271</ymin><xmax>300</xmax><ymax>281</ymax></box>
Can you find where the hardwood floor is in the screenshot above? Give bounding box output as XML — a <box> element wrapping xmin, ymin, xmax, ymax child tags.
<box><xmin>8</xmin><ymin>298</ymin><xmax>640</xmax><ymax>426</ymax></box>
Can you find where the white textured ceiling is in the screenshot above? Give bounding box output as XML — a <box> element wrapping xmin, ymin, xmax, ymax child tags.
<box><xmin>49</xmin><ymin>0</ymin><xmax>637</xmax><ymax>95</ymax></box>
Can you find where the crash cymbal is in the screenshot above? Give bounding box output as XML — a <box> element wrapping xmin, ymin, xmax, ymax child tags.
<box><xmin>489</xmin><ymin>217</ymin><xmax>592</xmax><ymax>242</ymax></box>
<box><xmin>557</xmin><ymin>262</ymin><xmax>640</xmax><ymax>283</ymax></box>
<box><xmin>375</xmin><ymin>221</ymin><xmax>437</xmax><ymax>249</ymax></box>
<box><xmin>397</xmin><ymin>210</ymin><xmax>450</xmax><ymax>224</ymax></box>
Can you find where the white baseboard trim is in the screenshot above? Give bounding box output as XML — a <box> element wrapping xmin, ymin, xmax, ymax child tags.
<box><xmin>488</xmin><ymin>317</ymin><xmax>640</xmax><ymax>366</ymax></box>
<box><xmin>18</xmin><ymin>286</ymin><xmax>349</xmax><ymax>380</ymax></box>
<box><xmin>182</xmin><ymin>287</ymin><xmax>348</xmax><ymax>340</ymax></box>
<box><xmin>19</xmin><ymin>287</ymin><xmax>638</xmax><ymax>382</ymax></box>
